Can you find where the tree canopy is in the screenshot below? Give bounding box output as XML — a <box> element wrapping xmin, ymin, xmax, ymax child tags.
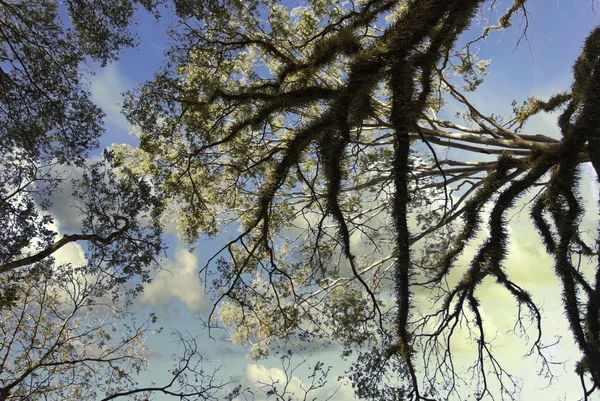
<box><xmin>0</xmin><ymin>0</ymin><xmax>167</xmax><ymax>300</ymax></box>
<box><xmin>2</xmin><ymin>0</ymin><xmax>600</xmax><ymax>399</ymax></box>
<box><xmin>114</xmin><ymin>0</ymin><xmax>600</xmax><ymax>399</ymax></box>
<box><xmin>0</xmin><ymin>1</ymin><xmax>168</xmax><ymax>399</ymax></box>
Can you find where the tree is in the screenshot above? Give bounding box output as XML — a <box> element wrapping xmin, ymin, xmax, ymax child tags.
<box><xmin>0</xmin><ymin>152</ymin><xmax>166</xmax><ymax>304</ymax></box>
<box><xmin>0</xmin><ymin>263</ymin><xmax>249</xmax><ymax>401</ymax></box>
<box><xmin>0</xmin><ymin>0</ymin><xmax>161</xmax><ymax>172</ymax></box>
<box><xmin>0</xmin><ymin>2</ymin><xmax>213</xmax><ymax>398</ymax></box>
<box><xmin>0</xmin><ymin>264</ymin><xmax>151</xmax><ymax>400</ymax></box>
<box><xmin>238</xmin><ymin>350</ymin><xmax>340</xmax><ymax>401</ymax></box>
<box><xmin>0</xmin><ymin>2</ymin><xmax>309</xmax><ymax>401</ymax></box>
<box><xmin>0</xmin><ymin>0</ymin><xmax>171</xmax><ymax>300</ymax></box>
<box><xmin>115</xmin><ymin>0</ymin><xmax>600</xmax><ymax>399</ymax></box>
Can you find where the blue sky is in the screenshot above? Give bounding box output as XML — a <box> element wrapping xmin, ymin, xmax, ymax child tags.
<box><xmin>68</xmin><ymin>1</ymin><xmax>600</xmax><ymax>399</ymax></box>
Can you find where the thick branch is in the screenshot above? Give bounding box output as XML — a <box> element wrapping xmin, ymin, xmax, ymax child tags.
<box><xmin>0</xmin><ymin>223</ymin><xmax>129</xmax><ymax>274</ymax></box>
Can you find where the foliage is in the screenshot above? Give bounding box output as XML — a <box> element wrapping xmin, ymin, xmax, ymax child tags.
<box><xmin>0</xmin><ymin>264</ymin><xmax>252</xmax><ymax>401</ymax></box>
<box><xmin>0</xmin><ymin>0</ymin><xmax>159</xmax><ymax>165</ymax></box>
<box><xmin>0</xmin><ymin>155</ymin><xmax>165</xmax><ymax>304</ymax></box>
<box><xmin>0</xmin><ymin>2</ymin><xmax>188</xmax><ymax>399</ymax></box>
<box><xmin>116</xmin><ymin>0</ymin><xmax>600</xmax><ymax>399</ymax></box>
<box><xmin>0</xmin><ymin>0</ymin><xmax>167</xmax><ymax>297</ymax></box>
<box><xmin>0</xmin><ymin>264</ymin><xmax>152</xmax><ymax>400</ymax></box>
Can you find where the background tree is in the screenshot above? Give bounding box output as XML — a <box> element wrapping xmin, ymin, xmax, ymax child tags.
<box><xmin>0</xmin><ymin>154</ymin><xmax>165</xmax><ymax>303</ymax></box>
<box><xmin>0</xmin><ymin>263</ymin><xmax>248</xmax><ymax>401</ymax></box>
<box><xmin>0</xmin><ymin>2</ymin><xmax>324</xmax><ymax>401</ymax></box>
<box><xmin>0</xmin><ymin>2</ymin><xmax>210</xmax><ymax>398</ymax></box>
<box><xmin>0</xmin><ymin>264</ymin><xmax>152</xmax><ymax>400</ymax></box>
<box><xmin>237</xmin><ymin>351</ymin><xmax>339</xmax><ymax>401</ymax></box>
<box><xmin>0</xmin><ymin>0</ymin><xmax>168</xmax><ymax>292</ymax></box>
<box><xmin>116</xmin><ymin>0</ymin><xmax>600</xmax><ymax>399</ymax></box>
<box><xmin>0</xmin><ymin>0</ymin><xmax>162</xmax><ymax>174</ymax></box>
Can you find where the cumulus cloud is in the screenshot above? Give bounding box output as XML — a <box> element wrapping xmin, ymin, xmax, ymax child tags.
<box><xmin>48</xmin><ymin>221</ymin><xmax>87</xmax><ymax>268</ymax></box>
<box><xmin>421</xmin><ymin>176</ymin><xmax>598</xmax><ymax>399</ymax></box>
<box><xmin>237</xmin><ymin>362</ymin><xmax>356</xmax><ymax>401</ymax></box>
<box><xmin>138</xmin><ymin>247</ymin><xmax>207</xmax><ymax>312</ymax></box>
<box><xmin>88</xmin><ymin>63</ymin><xmax>132</xmax><ymax>135</ymax></box>
<box><xmin>44</xmin><ymin>156</ymin><xmax>104</xmax><ymax>235</ymax></box>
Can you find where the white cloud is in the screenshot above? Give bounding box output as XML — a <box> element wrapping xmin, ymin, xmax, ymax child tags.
<box><xmin>138</xmin><ymin>247</ymin><xmax>207</xmax><ymax>312</ymax></box>
<box><xmin>89</xmin><ymin>64</ymin><xmax>132</xmax><ymax>133</ymax></box>
<box><xmin>45</xmin><ymin>158</ymin><xmax>102</xmax><ymax>235</ymax></box>
<box><xmin>238</xmin><ymin>362</ymin><xmax>356</xmax><ymax>401</ymax></box>
<box><xmin>48</xmin><ymin>221</ymin><xmax>87</xmax><ymax>268</ymax></box>
<box><xmin>426</xmin><ymin>185</ymin><xmax>597</xmax><ymax>399</ymax></box>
